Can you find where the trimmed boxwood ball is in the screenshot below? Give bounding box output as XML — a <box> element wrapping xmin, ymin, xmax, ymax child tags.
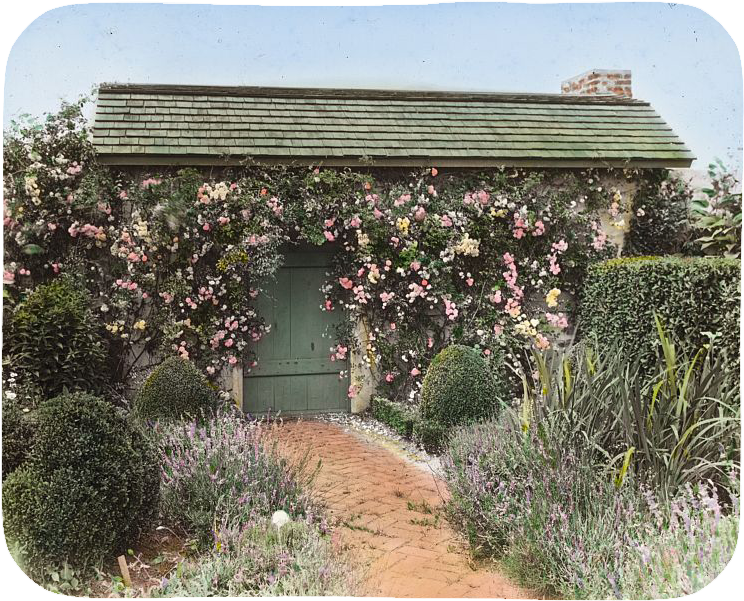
<box><xmin>420</xmin><ymin>344</ymin><xmax>504</xmax><ymax>428</ymax></box>
<box><xmin>2</xmin><ymin>393</ymin><xmax>159</xmax><ymax>571</ymax></box>
<box><xmin>135</xmin><ymin>356</ymin><xmax>220</xmax><ymax>420</ymax></box>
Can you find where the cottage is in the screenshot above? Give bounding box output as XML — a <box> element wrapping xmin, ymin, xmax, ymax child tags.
<box><xmin>92</xmin><ymin>69</ymin><xmax>693</xmax><ymax>415</ymax></box>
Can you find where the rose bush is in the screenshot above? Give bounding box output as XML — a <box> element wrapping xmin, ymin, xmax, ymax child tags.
<box><xmin>5</xmin><ymin>98</ymin><xmax>675</xmax><ymax>405</ymax></box>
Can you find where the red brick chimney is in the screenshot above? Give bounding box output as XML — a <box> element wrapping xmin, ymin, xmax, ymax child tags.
<box><xmin>561</xmin><ymin>69</ymin><xmax>632</xmax><ymax>98</ymax></box>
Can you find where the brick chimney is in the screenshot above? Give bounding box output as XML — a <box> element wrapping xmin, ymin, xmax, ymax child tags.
<box><xmin>561</xmin><ymin>69</ymin><xmax>632</xmax><ymax>98</ymax></box>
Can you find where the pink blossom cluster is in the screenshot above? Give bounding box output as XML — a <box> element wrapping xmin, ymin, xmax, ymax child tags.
<box><xmin>330</xmin><ymin>344</ymin><xmax>348</xmax><ymax>361</ymax></box>
<box><xmin>115</xmin><ymin>278</ymin><xmax>138</xmax><ymax>291</ymax></box>
<box><xmin>444</xmin><ymin>298</ymin><xmax>459</xmax><ymax>320</ymax></box>
<box><xmin>545</xmin><ymin>312</ymin><xmax>569</xmax><ymax>329</ymax></box>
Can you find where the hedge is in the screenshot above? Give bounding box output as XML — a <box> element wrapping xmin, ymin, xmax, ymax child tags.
<box><xmin>579</xmin><ymin>256</ymin><xmax>740</xmax><ymax>364</ymax></box>
<box><xmin>370</xmin><ymin>397</ymin><xmax>417</xmax><ymax>438</ymax></box>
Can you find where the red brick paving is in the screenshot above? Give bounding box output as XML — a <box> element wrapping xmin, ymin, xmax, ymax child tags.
<box><xmin>273</xmin><ymin>420</ymin><xmax>534</xmax><ymax>598</ymax></box>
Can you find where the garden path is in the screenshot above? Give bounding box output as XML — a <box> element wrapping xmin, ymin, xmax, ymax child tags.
<box><xmin>273</xmin><ymin>419</ymin><xmax>534</xmax><ymax>598</ymax></box>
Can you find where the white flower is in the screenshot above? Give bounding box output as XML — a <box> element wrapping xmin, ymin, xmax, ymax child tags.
<box><xmin>271</xmin><ymin>510</ymin><xmax>291</xmax><ymax>529</ymax></box>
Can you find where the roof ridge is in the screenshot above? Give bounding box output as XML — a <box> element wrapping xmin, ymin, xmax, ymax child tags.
<box><xmin>98</xmin><ymin>83</ymin><xmax>647</xmax><ymax>106</ymax></box>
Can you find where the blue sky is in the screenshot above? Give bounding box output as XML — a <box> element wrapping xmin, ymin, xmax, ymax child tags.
<box><xmin>3</xmin><ymin>2</ymin><xmax>742</xmax><ymax>170</ymax></box>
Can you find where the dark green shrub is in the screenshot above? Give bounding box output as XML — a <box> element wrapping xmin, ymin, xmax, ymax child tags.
<box><xmin>419</xmin><ymin>344</ymin><xmax>504</xmax><ymax>429</ymax></box>
<box><xmin>134</xmin><ymin>356</ymin><xmax>220</xmax><ymax>420</ymax></box>
<box><xmin>624</xmin><ymin>171</ymin><xmax>692</xmax><ymax>257</ymax></box>
<box><xmin>4</xmin><ymin>275</ymin><xmax>108</xmax><ymax>396</ymax></box>
<box><xmin>370</xmin><ymin>397</ymin><xmax>417</xmax><ymax>437</ymax></box>
<box><xmin>579</xmin><ymin>256</ymin><xmax>741</xmax><ymax>366</ymax></box>
<box><xmin>1</xmin><ymin>399</ymin><xmax>37</xmax><ymax>479</ymax></box>
<box><xmin>412</xmin><ymin>417</ymin><xmax>448</xmax><ymax>454</ymax></box>
<box><xmin>2</xmin><ymin>393</ymin><xmax>159</xmax><ymax>572</ymax></box>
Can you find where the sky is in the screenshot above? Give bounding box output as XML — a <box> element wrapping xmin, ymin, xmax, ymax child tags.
<box><xmin>2</xmin><ymin>2</ymin><xmax>742</xmax><ymax>171</ymax></box>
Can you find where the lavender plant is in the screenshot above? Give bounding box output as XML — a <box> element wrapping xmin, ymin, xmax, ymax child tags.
<box><xmin>150</xmin><ymin>516</ymin><xmax>355</xmax><ymax>597</ymax></box>
<box><xmin>443</xmin><ymin>415</ymin><xmax>740</xmax><ymax>599</ymax></box>
<box><xmin>155</xmin><ymin>412</ymin><xmax>318</xmax><ymax>548</ymax></box>
<box><xmin>442</xmin><ymin>414</ymin><xmax>647</xmax><ymax>597</ymax></box>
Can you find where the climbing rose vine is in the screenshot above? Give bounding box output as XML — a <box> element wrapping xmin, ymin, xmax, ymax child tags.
<box><xmin>5</xmin><ymin>99</ymin><xmax>642</xmax><ymax>402</ymax></box>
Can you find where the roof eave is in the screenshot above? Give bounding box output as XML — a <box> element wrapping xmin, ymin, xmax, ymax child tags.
<box><xmin>96</xmin><ymin>153</ymin><xmax>695</xmax><ymax>169</ymax></box>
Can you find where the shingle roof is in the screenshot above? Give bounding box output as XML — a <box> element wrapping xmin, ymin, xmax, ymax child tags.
<box><xmin>92</xmin><ymin>84</ymin><xmax>694</xmax><ymax>168</ymax></box>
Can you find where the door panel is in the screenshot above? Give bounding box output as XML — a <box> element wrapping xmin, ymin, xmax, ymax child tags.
<box><xmin>244</xmin><ymin>249</ymin><xmax>349</xmax><ymax>415</ymax></box>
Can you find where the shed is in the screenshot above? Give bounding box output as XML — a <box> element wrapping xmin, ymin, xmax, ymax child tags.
<box><xmin>92</xmin><ymin>75</ymin><xmax>694</xmax><ymax>415</ymax></box>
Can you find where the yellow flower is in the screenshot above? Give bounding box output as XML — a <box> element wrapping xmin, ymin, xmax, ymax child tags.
<box><xmin>133</xmin><ymin>320</ymin><xmax>146</xmax><ymax>330</ymax></box>
<box><xmin>546</xmin><ymin>288</ymin><xmax>561</xmax><ymax>308</ymax></box>
<box><xmin>396</xmin><ymin>217</ymin><xmax>410</xmax><ymax>235</ymax></box>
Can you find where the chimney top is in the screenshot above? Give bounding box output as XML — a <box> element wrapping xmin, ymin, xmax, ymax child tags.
<box><xmin>561</xmin><ymin>69</ymin><xmax>632</xmax><ymax>98</ymax></box>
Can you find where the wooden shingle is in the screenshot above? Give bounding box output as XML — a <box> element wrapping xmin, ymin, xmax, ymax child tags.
<box><xmin>92</xmin><ymin>83</ymin><xmax>695</xmax><ymax>167</ymax></box>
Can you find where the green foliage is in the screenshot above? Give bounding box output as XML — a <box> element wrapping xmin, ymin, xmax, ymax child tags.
<box><xmin>411</xmin><ymin>417</ymin><xmax>448</xmax><ymax>454</ymax></box>
<box><xmin>134</xmin><ymin>356</ymin><xmax>220</xmax><ymax>421</ymax></box>
<box><xmin>370</xmin><ymin>396</ymin><xmax>417</xmax><ymax>437</ymax></box>
<box><xmin>4</xmin><ymin>275</ymin><xmax>108</xmax><ymax>396</ymax></box>
<box><xmin>692</xmin><ymin>160</ymin><xmax>742</xmax><ymax>258</ymax></box>
<box><xmin>420</xmin><ymin>344</ymin><xmax>504</xmax><ymax>428</ymax></box>
<box><xmin>1</xmin><ymin>398</ymin><xmax>37</xmax><ymax>478</ymax></box>
<box><xmin>625</xmin><ymin>170</ymin><xmax>693</xmax><ymax>256</ymax></box>
<box><xmin>2</xmin><ymin>392</ymin><xmax>159</xmax><ymax>573</ymax></box>
<box><xmin>579</xmin><ymin>256</ymin><xmax>741</xmax><ymax>368</ymax></box>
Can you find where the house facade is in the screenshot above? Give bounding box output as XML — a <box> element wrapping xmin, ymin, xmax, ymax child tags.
<box><xmin>91</xmin><ymin>70</ymin><xmax>693</xmax><ymax>415</ymax></box>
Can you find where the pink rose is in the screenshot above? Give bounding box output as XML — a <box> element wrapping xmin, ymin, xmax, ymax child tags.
<box><xmin>410</xmin><ymin>367</ymin><xmax>421</xmax><ymax>377</ymax></box>
<box><xmin>203</xmin><ymin>223</ymin><xmax>211</xmax><ymax>231</ymax></box>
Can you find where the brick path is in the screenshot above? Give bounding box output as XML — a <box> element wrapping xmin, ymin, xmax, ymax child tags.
<box><xmin>273</xmin><ymin>420</ymin><xmax>534</xmax><ymax>598</ymax></box>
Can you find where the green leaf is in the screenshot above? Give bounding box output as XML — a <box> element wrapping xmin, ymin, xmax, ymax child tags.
<box><xmin>22</xmin><ymin>243</ymin><xmax>44</xmax><ymax>255</ymax></box>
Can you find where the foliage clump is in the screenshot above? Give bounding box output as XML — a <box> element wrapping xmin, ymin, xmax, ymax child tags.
<box><xmin>624</xmin><ymin>170</ymin><xmax>692</xmax><ymax>256</ymax></box>
<box><xmin>691</xmin><ymin>160</ymin><xmax>742</xmax><ymax>258</ymax></box>
<box><xmin>134</xmin><ymin>356</ymin><xmax>221</xmax><ymax>421</ymax></box>
<box><xmin>420</xmin><ymin>344</ymin><xmax>504</xmax><ymax>428</ymax></box>
<box><xmin>4</xmin><ymin>275</ymin><xmax>108</xmax><ymax>397</ymax></box>
<box><xmin>2</xmin><ymin>392</ymin><xmax>159</xmax><ymax>572</ymax></box>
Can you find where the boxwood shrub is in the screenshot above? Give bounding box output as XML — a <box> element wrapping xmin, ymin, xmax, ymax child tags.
<box><xmin>134</xmin><ymin>356</ymin><xmax>220</xmax><ymax>421</ymax></box>
<box><xmin>420</xmin><ymin>344</ymin><xmax>505</xmax><ymax>429</ymax></box>
<box><xmin>4</xmin><ymin>275</ymin><xmax>108</xmax><ymax>397</ymax></box>
<box><xmin>579</xmin><ymin>256</ymin><xmax>741</xmax><ymax>365</ymax></box>
<box><xmin>370</xmin><ymin>397</ymin><xmax>417</xmax><ymax>437</ymax></box>
<box><xmin>2</xmin><ymin>392</ymin><xmax>159</xmax><ymax>572</ymax></box>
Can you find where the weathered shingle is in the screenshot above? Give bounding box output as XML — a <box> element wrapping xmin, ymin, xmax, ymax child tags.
<box><xmin>92</xmin><ymin>84</ymin><xmax>695</xmax><ymax>167</ymax></box>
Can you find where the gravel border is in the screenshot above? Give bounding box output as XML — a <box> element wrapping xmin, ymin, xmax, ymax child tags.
<box><xmin>313</xmin><ymin>411</ymin><xmax>444</xmax><ymax>478</ymax></box>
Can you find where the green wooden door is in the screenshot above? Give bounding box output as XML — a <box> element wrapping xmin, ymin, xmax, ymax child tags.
<box><xmin>244</xmin><ymin>248</ymin><xmax>349</xmax><ymax>415</ymax></box>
